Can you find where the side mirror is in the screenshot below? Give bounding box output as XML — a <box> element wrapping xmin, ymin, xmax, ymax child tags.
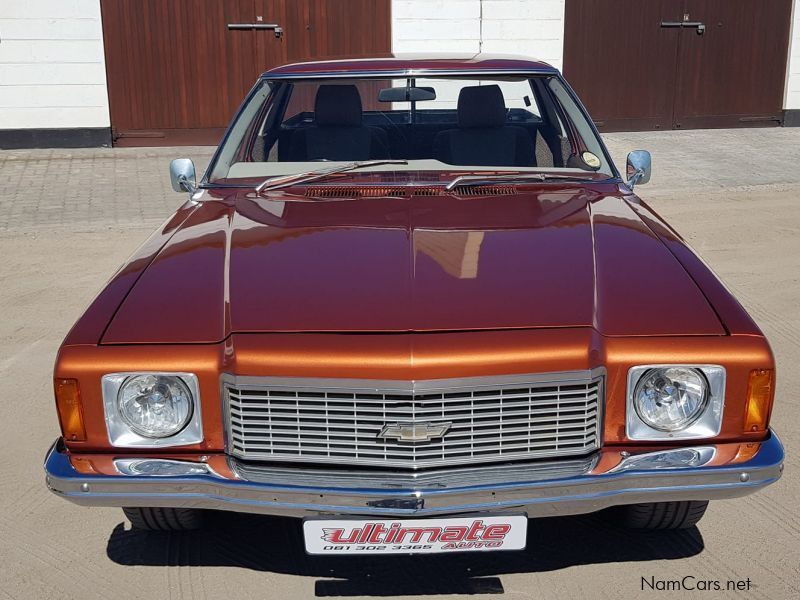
<box><xmin>626</xmin><ymin>150</ymin><xmax>651</xmax><ymax>189</ymax></box>
<box><xmin>170</xmin><ymin>158</ymin><xmax>196</xmax><ymax>193</ymax></box>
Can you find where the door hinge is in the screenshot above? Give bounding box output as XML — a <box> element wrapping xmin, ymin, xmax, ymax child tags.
<box><xmin>661</xmin><ymin>20</ymin><xmax>706</xmax><ymax>34</ymax></box>
<box><xmin>228</xmin><ymin>23</ymin><xmax>283</xmax><ymax>38</ymax></box>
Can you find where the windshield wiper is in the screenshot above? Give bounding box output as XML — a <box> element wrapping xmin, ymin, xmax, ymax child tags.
<box><xmin>444</xmin><ymin>172</ymin><xmax>598</xmax><ymax>191</ymax></box>
<box><xmin>256</xmin><ymin>159</ymin><xmax>409</xmax><ymax>193</ymax></box>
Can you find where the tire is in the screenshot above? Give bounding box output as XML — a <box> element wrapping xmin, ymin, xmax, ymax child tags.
<box><xmin>612</xmin><ymin>501</ymin><xmax>709</xmax><ymax>530</ymax></box>
<box><xmin>123</xmin><ymin>507</ymin><xmax>205</xmax><ymax>531</ymax></box>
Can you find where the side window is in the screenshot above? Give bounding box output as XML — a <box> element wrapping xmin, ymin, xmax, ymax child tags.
<box><xmin>282</xmin><ymin>85</ymin><xmax>317</xmax><ymax>124</ymax></box>
<box><xmin>546</xmin><ymin>77</ymin><xmax>612</xmax><ymax>173</ymax></box>
<box><xmin>210</xmin><ymin>81</ymin><xmax>272</xmax><ymax>179</ymax></box>
<box><xmin>494</xmin><ymin>80</ymin><xmax>541</xmax><ymax>119</ymax></box>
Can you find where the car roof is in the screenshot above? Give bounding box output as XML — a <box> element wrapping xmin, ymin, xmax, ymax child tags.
<box><xmin>262</xmin><ymin>53</ymin><xmax>557</xmax><ymax>79</ymax></box>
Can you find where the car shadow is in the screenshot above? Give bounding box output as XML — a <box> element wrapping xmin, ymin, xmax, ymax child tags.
<box><xmin>106</xmin><ymin>511</ymin><xmax>704</xmax><ymax>596</ymax></box>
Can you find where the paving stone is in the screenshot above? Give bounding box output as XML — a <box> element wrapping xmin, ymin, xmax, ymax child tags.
<box><xmin>1</xmin><ymin>128</ymin><xmax>799</xmax><ymax>233</ymax></box>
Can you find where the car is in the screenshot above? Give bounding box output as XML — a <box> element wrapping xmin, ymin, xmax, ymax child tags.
<box><xmin>45</xmin><ymin>54</ymin><xmax>783</xmax><ymax>554</ymax></box>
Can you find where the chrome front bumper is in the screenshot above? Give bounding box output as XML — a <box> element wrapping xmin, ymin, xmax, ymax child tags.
<box><xmin>44</xmin><ymin>431</ymin><xmax>784</xmax><ymax>518</ymax></box>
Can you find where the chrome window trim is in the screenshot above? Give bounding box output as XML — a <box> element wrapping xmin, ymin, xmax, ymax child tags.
<box><xmin>101</xmin><ymin>372</ymin><xmax>203</xmax><ymax>448</ymax></box>
<box><xmin>626</xmin><ymin>364</ymin><xmax>726</xmax><ymax>441</ymax></box>
<box><xmin>202</xmin><ymin>69</ymin><xmax>621</xmax><ymax>185</ymax></box>
<box><xmin>260</xmin><ymin>68</ymin><xmax>560</xmax><ymax>81</ymax></box>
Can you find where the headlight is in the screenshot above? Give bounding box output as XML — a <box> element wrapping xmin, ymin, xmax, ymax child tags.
<box><xmin>118</xmin><ymin>375</ymin><xmax>193</xmax><ymax>437</ymax></box>
<box><xmin>102</xmin><ymin>372</ymin><xmax>203</xmax><ymax>447</ymax></box>
<box><xmin>627</xmin><ymin>365</ymin><xmax>725</xmax><ymax>440</ymax></box>
<box><xmin>633</xmin><ymin>367</ymin><xmax>708</xmax><ymax>431</ymax></box>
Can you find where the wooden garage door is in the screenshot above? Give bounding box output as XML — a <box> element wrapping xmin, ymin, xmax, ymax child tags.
<box><xmin>564</xmin><ymin>0</ymin><xmax>793</xmax><ymax>131</ymax></box>
<box><xmin>100</xmin><ymin>0</ymin><xmax>391</xmax><ymax>146</ymax></box>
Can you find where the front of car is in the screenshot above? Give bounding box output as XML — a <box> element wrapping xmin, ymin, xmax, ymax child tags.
<box><xmin>45</xmin><ymin>55</ymin><xmax>783</xmax><ymax>554</ymax></box>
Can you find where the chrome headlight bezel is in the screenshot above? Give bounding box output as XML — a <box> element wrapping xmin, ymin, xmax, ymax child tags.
<box><xmin>626</xmin><ymin>364</ymin><xmax>725</xmax><ymax>440</ymax></box>
<box><xmin>102</xmin><ymin>372</ymin><xmax>203</xmax><ymax>447</ymax></box>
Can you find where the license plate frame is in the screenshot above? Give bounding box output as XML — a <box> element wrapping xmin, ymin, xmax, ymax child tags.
<box><xmin>303</xmin><ymin>515</ymin><xmax>527</xmax><ymax>555</ymax></box>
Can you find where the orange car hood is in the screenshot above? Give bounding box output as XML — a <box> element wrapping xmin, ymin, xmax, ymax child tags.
<box><xmin>100</xmin><ymin>185</ymin><xmax>725</xmax><ymax>344</ymax></box>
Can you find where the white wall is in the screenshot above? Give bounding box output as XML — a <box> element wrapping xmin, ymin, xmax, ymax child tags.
<box><xmin>786</xmin><ymin>0</ymin><xmax>800</xmax><ymax>110</ymax></box>
<box><xmin>0</xmin><ymin>0</ymin><xmax>796</xmax><ymax>133</ymax></box>
<box><xmin>395</xmin><ymin>0</ymin><xmax>800</xmax><ymax>112</ymax></box>
<box><xmin>392</xmin><ymin>0</ymin><xmax>566</xmax><ymax>71</ymax></box>
<box><xmin>0</xmin><ymin>0</ymin><xmax>110</xmax><ymax>129</ymax></box>
<box><xmin>479</xmin><ymin>0</ymin><xmax>565</xmax><ymax>70</ymax></box>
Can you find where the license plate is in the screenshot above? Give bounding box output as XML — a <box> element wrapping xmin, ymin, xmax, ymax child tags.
<box><xmin>304</xmin><ymin>515</ymin><xmax>527</xmax><ymax>555</ymax></box>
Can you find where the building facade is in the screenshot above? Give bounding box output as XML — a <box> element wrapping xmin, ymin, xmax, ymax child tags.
<box><xmin>0</xmin><ymin>0</ymin><xmax>798</xmax><ymax>148</ymax></box>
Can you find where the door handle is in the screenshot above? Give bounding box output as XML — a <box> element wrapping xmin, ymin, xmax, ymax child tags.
<box><xmin>660</xmin><ymin>21</ymin><xmax>706</xmax><ymax>34</ymax></box>
<box><xmin>227</xmin><ymin>23</ymin><xmax>283</xmax><ymax>38</ymax></box>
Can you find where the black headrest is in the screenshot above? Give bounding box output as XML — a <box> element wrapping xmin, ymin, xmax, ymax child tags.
<box><xmin>314</xmin><ymin>85</ymin><xmax>363</xmax><ymax>127</ymax></box>
<box><xmin>457</xmin><ymin>84</ymin><xmax>507</xmax><ymax>128</ymax></box>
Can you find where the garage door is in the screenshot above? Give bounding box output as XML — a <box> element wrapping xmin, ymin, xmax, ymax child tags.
<box><xmin>100</xmin><ymin>0</ymin><xmax>391</xmax><ymax>146</ymax></box>
<box><xmin>564</xmin><ymin>0</ymin><xmax>793</xmax><ymax>131</ymax></box>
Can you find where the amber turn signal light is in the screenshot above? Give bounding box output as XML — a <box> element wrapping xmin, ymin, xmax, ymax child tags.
<box><xmin>744</xmin><ymin>369</ymin><xmax>775</xmax><ymax>433</ymax></box>
<box><xmin>54</xmin><ymin>378</ymin><xmax>86</xmax><ymax>442</ymax></box>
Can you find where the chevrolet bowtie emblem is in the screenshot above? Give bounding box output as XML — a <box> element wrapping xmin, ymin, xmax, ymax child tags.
<box><xmin>377</xmin><ymin>422</ymin><xmax>452</xmax><ymax>442</ymax></box>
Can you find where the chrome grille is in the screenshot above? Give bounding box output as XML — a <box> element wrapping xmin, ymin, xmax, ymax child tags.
<box><xmin>223</xmin><ymin>371</ymin><xmax>603</xmax><ymax>469</ymax></box>
<box><xmin>232</xmin><ymin>454</ymin><xmax>599</xmax><ymax>489</ymax></box>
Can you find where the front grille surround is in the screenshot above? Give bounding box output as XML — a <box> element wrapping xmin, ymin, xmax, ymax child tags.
<box><xmin>222</xmin><ymin>370</ymin><xmax>604</xmax><ymax>470</ymax></box>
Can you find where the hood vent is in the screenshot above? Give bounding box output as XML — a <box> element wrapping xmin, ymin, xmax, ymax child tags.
<box><xmin>305</xmin><ymin>186</ymin><xmax>413</xmax><ymax>198</ymax></box>
<box><xmin>451</xmin><ymin>185</ymin><xmax>518</xmax><ymax>196</ymax></box>
<box><xmin>304</xmin><ymin>185</ymin><xmax>518</xmax><ymax>199</ymax></box>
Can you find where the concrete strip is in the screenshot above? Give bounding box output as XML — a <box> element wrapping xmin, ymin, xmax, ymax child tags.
<box><xmin>0</xmin><ymin>129</ymin><xmax>798</xmax><ymax>599</ymax></box>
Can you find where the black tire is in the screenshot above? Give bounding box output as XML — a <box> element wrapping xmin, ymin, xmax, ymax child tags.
<box><xmin>612</xmin><ymin>501</ymin><xmax>709</xmax><ymax>530</ymax></box>
<box><xmin>123</xmin><ymin>507</ymin><xmax>205</xmax><ymax>531</ymax></box>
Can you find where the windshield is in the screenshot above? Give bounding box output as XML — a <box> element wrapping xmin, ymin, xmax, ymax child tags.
<box><xmin>207</xmin><ymin>75</ymin><xmax>617</xmax><ymax>183</ymax></box>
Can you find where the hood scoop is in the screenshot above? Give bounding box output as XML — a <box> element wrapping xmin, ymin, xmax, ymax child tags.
<box><xmin>304</xmin><ymin>185</ymin><xmax>518</xmax><ymax>199</ymax></box>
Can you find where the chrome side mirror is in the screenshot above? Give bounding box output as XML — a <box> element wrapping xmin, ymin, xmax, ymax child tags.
<box><xmin>626</xmin><ymin>150</ymin><xmax>651</xmax><ymax>189</ymax></box>
<box><xmin>170</xmin><ymin>158</ymin><xmax>196</xmax><ymax>193</ymax></box>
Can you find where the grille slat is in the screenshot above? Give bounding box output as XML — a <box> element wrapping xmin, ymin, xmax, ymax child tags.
<box><xmin>229</xmin><ymin>396</ymin><xmax>598</xmax><ymax>413</ymax></box>
<box><xmin>239</xmin><ymin>439</ymin><xmax>596</xmax><ymax>457</ymax></box>
<box><xmin>229</xmin><ymin>389</ymin><xmax>596</xmax><ymax>403</ymax></box>
<box><xmin>229</xmin><ymin>407</ymin><xmax>597</xmax><ymax>423</ymax></box>
<box><xmin>230</xmin><ymin>398</ymin><xmax>598</xmax><ymax>414</ymax></box>
<box><xmin>224</xmin><ymin>373</ymin><xmax>602</xmax><ymax>469</ymax></box>
<box><xmin>233</xmin><ymin>454</ymin><xmax>598</xmax><ymax>489</ymax></box>
<box><xmin>228</xmin><ymin>423</ymin><xmax>594</xmax><ymax>447</ymax></box>
<box><xmin>227</xmin><ymin>414</ymin><xmax>597</xmax><ymax>433</ymax></box>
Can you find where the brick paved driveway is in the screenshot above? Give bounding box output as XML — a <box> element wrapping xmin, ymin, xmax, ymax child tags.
<box><xmin>0</xmin><ymin>147</ymin><xmax>213</xmax><ymax>232</ymax></box>
<box><xmin>1</xmin><ymin>128</ymin><xmax>799</xmax><ymax>232</ymax></box>
<box><xmin>1</xmin><ymin>129</ymin><xmax>799</xmax><ymax>599</ymax></box>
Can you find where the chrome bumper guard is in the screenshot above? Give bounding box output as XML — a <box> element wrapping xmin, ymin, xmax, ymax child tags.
<box><xmin>44</xmin><ymin>431</ymin><xmax>784</xmax><ymax>518</ymax></box>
